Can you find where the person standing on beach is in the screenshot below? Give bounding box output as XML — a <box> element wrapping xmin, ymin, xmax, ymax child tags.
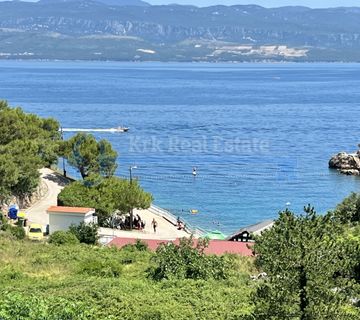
<box><xmin>151</xmin><ymin>218</ymin><xmax>158</xmax><ymax>233</ymax></box>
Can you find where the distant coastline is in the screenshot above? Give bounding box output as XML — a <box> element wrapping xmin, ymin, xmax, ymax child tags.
<box><xmin>2</xmin><ymin>2</ymin><xmax>360</xmax><ymax>62</ymax></box>
<box><xmin>1</xmin><ymin>59</ymin><xmax>360</xmax><ymax>64</ymax></box>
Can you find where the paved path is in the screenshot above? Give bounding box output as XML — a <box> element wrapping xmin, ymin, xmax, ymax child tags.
<box><xmin>26</xmin><ymin>168</ymin><xmax>191</xmax><ymax>240</ymax></box>
<box><xmin>25</xmin><ymin>168</ymin><xmax>68</xmax><ymax>226</ymax></box>
<box><xmin>99</xmin><ymin>208</ymin><xmax>190</xmax><ymax>241</ymax></box>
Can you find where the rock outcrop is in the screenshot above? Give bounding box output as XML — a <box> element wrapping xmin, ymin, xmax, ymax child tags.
<box><xmin>329</xmin><ymin>150</ymin><xmax>360</xmax><ymax>175</ymax></box>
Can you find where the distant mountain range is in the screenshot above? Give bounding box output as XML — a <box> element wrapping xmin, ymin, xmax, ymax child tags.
<box><xmin>0</xmin><ymin>0</ymin><xmax>360</xmax><ymax>61</ymax></box>
<box><xmin>38</xmin><ymin>0</ymin><xmax>150</xmax><ymax>6</ymax></box>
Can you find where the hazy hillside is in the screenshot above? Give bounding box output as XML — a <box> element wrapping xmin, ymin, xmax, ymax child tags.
<box><xmin>0</xmin><ymin>1</ymin><xmax>359</xmax><ymax>61</ymax></box>
<box><xmin>39</xmin><ymin>0</ymin><xmax>150</xmax><ymax>6</ymax></box>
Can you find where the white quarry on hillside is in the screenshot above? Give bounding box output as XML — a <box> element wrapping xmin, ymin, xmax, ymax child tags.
<box><xmin>210</xmin><ymin>45</ymin><xmax>308</xmax><ymax>58</ymax></box>
<box><xmin>137</xmin><ymin>48</ymin><xmax>156</xmax><ymax>54</ymax></box>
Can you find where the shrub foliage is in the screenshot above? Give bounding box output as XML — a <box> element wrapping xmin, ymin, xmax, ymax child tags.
<box><xmin>69</xmin><ymin>222</ymin><xmax>99</xmax><ymax>245</ymax></box>
<box><xmin>0</xmin><ymin>234</ymin><xmax>254</xmax><ymax>320</ymax></box>
<box><xmin>49</xmin><ymin>230</ymin><xmax>80</xmax><ymax>246</ymax></box>
<box><xmin>150</xmin><ymin>237</ymin><xmax>234</xmax><ymax>281</ymax></box>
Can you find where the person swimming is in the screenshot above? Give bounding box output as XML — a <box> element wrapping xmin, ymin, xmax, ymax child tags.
<box><xmin>192</xmin><ymin>167</ymin><xmax>197</xmax><ymax>177</ymax></box>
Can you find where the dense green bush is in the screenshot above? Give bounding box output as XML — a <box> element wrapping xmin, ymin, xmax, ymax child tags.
<box><xmin>78</xmin><ymin>257</ymin><xmax>122</xmax><ymax>277</ymax></box>
<box><xmin>334</xmin><ymin>192</ymin><xmax>360</xmax><ymax>224</ymax></box>
<box><xmin>122</xmin><ymin>239</ymin><xmax>149</xmax><ymax>252</ymax></box>
<box><xmin>134</xmin><ymin>239</ymin><xmax>149</xmax><ymax>251</ymax></box>
<box><xmin>0</xmin><ymin>292</ymin><xmax>95</xmax><ymax>320</ymax></box>
<box><xmin>49</xmin><ymin>230</ymin><xmax>79</xmax><ymax>245</ymax></box>
<box><xmin>10</xmin><ymin>225</ymin><xmax>26</xmax><ymax>240</ymax></box>
<box><xmin>69</xmin><ymin>222</ymin><xmax>99</xmax><ymax>245</ymax></box>
<box><xmin>149</xmin><ymin>237</ymin><xmax>235</xmax><ymax>281</ymax></box>
<box><xmin>0</xmin><ymin>219</ymin><xmax>10</xmax><ymax>232</ymax></box>
<box><xmin>0</xmin><ymin>224</ymin><xmax>25</xmax><ymax>239</ymax></box>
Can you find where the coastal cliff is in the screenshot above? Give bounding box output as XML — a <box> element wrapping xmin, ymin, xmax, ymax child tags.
<box><xmin>329</xmin><ymin>148</ymin><xmax>360</xmax><ymax>175</ymax></box>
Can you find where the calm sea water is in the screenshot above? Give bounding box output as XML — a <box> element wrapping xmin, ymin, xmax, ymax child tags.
<box><xmin>1</xmin><ymin>61</ymin><xmax>360</xmax><ymax>234</ymax></box>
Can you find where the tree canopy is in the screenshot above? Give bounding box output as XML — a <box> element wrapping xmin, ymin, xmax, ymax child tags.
<box><xmin>0</xmin><ymin>101</ymin><xmax>60</xmax><ymax>151</ymax></box>
<box><xmin>58</xmin><ymin>175</ymin><xmax>153</xmax><ymax>225</ymax></box>
<box><xmin>334</xmin><ymin>192</ymin><xmax>360</xmax><ymax>224</ymax></box>
<box><xmin>252</xmin><ymin>205</ymin><xmax>360</xmax><ymax>319</ymax></box>
<box><xmin>0</xmin><ymin>101</ymin><xmax>60</xmax><ymax>205</ymax></box>
<box><xmin>64</xmin><ymin>133</ymin><xmax>118</xmax><ymax>179</ymax></box>
<box><xmin>0</xmin><ymin>101</ymin><xmax>121</xmax><ymax>206</ymax></box>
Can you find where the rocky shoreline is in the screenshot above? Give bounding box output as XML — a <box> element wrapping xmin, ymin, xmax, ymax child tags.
<box><xmin>329</xmin><ymin>147</ymin><xmax>360</xmax><ymax>176</ymax></box>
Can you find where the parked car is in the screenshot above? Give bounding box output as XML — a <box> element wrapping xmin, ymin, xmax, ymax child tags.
<box><xmin>28</xmin><ymin>223</ymin><xmax>44</xmax><ymax>241</ymax></box>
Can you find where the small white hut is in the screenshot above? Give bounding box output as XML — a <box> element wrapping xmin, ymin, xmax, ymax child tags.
<box><xmin>47</xmin><ymin>206</ymin><xmax>97</xmax><ymax>234</ymax></box>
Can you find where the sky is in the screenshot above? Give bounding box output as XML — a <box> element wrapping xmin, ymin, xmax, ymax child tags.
<box><xmin>147</xmin><ymin>0</ymin><xmax>360</xmax><ymax>7</ymax></box>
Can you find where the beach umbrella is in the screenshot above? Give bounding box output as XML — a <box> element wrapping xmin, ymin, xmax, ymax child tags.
<box><xmin>203</xmin><ymin>230</ymin><xmax>226</xmax><ymax>240</ymax></box>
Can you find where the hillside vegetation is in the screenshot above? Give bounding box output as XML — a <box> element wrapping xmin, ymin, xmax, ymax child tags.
<box><xmin>0</xmin><ymin>1</ymin><xmax>360</xmax><ymax>61</ymax></box>
<box><xmin>0</xmin><ymin>235</ymin><xmax>255</xmax><ymax>319</ymax></box>
<box><xmin>1</xmin><ymin>193</ymin><xmax>360</xmax><ymax>319</ymax></box>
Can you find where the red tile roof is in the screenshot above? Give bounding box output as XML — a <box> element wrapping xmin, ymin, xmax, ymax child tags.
<box><xmin>108</xmin><ymin>237</ymin><xmax>254</xmax><ymax>257</ymax></box>
<box><xmin>203</xmin><ymin>240</ymin><xmax>254</xmax><ymax>256</ymax></box>
<box><xmin>47</xmin><ymin>206</ymin><xmax>94</xmax><ymax>214</ymax></box>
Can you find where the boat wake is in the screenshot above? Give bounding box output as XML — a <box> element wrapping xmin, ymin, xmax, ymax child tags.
<box><xmin>61</xmin><ymin>127</ymin><xmax>129</xmax><ymax>133</ymax></box>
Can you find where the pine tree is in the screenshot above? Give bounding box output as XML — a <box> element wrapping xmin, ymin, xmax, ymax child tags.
<box><xmin>252</xmin><ymin>206</ymin><xmax>359</xmax><ymax>319</ymax></box>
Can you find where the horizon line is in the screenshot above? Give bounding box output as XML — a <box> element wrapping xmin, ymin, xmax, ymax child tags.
<box><xmin>1</xmin><ymin>0</ymin><xmax>360</xmax><ymax>10</ymax></box>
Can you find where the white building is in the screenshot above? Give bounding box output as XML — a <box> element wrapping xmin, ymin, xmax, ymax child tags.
<box><xmin>47</xmin><ymin>206</ymin><xmax>97</xmax><ymax>234</ymax></box>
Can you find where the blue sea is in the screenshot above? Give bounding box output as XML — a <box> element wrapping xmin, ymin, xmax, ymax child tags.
<box><xmin>1</xmin><ymin>61</ymin><xmax>360</xmax><ymax>234</ymax></box>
